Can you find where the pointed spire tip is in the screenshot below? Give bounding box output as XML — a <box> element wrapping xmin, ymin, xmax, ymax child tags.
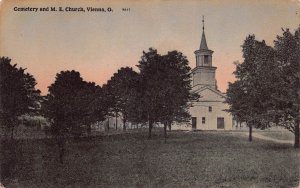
<box><xmin>199</xmin><ymin>16</ymin><xmax>209</xmax><ymax>50</ymax></box>
<box><xmin>202</xmin><ymin>15</ymin><xmax>205</xmax><ymax>31</ymax></box>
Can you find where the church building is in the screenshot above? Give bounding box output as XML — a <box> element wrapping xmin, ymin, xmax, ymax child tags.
<box><xmin>189</xmin><ymin>18</ymin><xmax>233</xmax><ymax>130</ymax></box>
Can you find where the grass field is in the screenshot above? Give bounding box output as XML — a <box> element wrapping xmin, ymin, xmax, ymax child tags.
<box><xmin>258</xmin><ymin>130</ymin><xmax>295</xmax><ymax>141</ymax></box>
<box><xmin>1</xmin><ymin>130</ymin><xmax>299</xmax><ymax>188</ymax></box>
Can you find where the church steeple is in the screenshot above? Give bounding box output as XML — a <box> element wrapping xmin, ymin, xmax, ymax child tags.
<box><xmin>192</xmin><ymin>16</ymin><xmax>217</xmax><ymax>89</ymax></box>
<box><xmin>194</xmin><ymin>16</ymin><xmax>213</xmax><ymax>67</ymax></box>
<box><xmin>199</xmin><ymin>16</ymin><xmax>208</xmax><ymax>50</ymax></box>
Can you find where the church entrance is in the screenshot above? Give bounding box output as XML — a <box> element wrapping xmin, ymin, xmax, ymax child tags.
<box><xmin>217</xmin><ymin>117</ymin><xmax>224</xmax><ymax>129</ymax></box>
<box><xmin>192</xmin><ymin>117</ymin><xmax>197</xmax><ymax>129</ymax></box>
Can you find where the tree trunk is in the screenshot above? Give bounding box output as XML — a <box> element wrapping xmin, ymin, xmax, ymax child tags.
<box><xmin>249</xmin><ymin>123</ymin><xmax>252</xmax><ymax>142</ymax></box>
<box><xmin>107</xmin><ymin>118</ymin><xmax>110</xmax><ymax>131</ymax></box>
<box><xmin>10</xmin><ymin>119</ymin><xmax>16</xmax><ymax>140</ymax></box>
<box><xmin>294</xmin><ymin>119</ymin><xmax>299</xmax><ymax>149</ymax></box>
<box><xmin>168</xmin><ymin>123</ymin><xmax>171</xmax><ymax>131</ymax></box>
<box><xmin>123</xmin><ymin>119</ymin><xmax>126</xmax><ymax>131</ymax></box>
<box><xmin>87</xmin><ymin>124</ymin><xmax>91</xmax><ymax>137</ymax></box>
<box><xmin>57</xmin><ymin>135</ymin><xmax>65</xmax><ymax>164</ymax></box>
<box><xmin>115</xmin><ymin>112</ymin><xmax>118</xmax><ymax>130</ymax></box>
<box><xmin>164</xmin><ymin>123</ymin><xmax>167</xmax><ymax>144</ymax></box>
<box><xmin>148</xmin><ymin>120</ymin><xmax>153</xmax><ymax>139</ymax></box>
<box><xmin>10</xmin><ymin>124</ymin><xmax>15</xmax><ymax>140</ymax></box>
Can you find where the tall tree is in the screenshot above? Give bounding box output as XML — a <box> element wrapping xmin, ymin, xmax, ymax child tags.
<box><xmin>272</xmin><ymin>28</ymin><xmax>300</xmax><ymax>148</ymax></box>
<box><xmin>226</xmin><ymin>36</ymin><xmax>277</xmax><ymax>141</ymax></box>
<box><xmin>159</xmin><ymin>51</ymin><xmax>198</xmax><ymax>142</ymax></box>
<box><xmin>136</xmin><ymin>48</ymin><xmax>198</xmax><ymax>139</ymax></box>
<box><xmin>102</xmin><ymin>83</ymin><xmax>118</xmax><ymax>130</ymax></box>
<box><xmin>0</xmin><ymin>57</ymin><xmax>40</xmax><ymax>140</ymax></box>
<box><xmin>227</xmin><ymin>27</ymin><xmax>300</xmax><ymax>148</ymax></box>
<box><xmin>104</xmin><ymin>67</ymin><xmax>139</xmax><ymax>131</ymax></box>
<box><xmin>75</xmin><ymin>82</ymin><xmax>107</xmax><ymax>136</ymax></box>
<box><xmin>136</xmin><ymin>48</ymin><xmax>169</xmax><ymax>138</ymax></box>
<box><xmin>42</xmin><ymin>70</ymin><xmax>106</xmax><ymax>163</ymax></box>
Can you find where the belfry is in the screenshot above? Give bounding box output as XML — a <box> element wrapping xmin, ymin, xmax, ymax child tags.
<box><xmin>192</xmin><ymin>16</ymin><xmax>217</xmax><ymax>89</ymax></box>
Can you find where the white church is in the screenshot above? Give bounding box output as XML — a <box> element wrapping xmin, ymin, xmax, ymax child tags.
<box><xmin>188</xmin><ymin>19</ymin><xmax>233</xmax><ymax>130</ymax></box>
<box><xmin>94</xmin><ymin>18</ymin><xmax>234</xmax><ymax>131</ymax></box>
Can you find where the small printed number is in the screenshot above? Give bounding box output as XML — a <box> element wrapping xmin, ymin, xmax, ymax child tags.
<box><xmin>122</xmin><ymin>8</ymin><xmax>130</xmax><ymax>11</ymax></box>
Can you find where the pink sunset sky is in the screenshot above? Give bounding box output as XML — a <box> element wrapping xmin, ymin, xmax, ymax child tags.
<box><xmin>0</xmin><ymin>0</ymin><xmax>299</xmax><ymax>95</ymax></box>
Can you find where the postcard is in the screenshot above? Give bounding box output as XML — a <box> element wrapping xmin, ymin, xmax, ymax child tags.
<box><xmin>0</xmin><ymin>0</ymin><xmax>299</xmax><ymax>187</ymax></box>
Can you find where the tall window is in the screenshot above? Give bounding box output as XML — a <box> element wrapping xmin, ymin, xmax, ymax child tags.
<box><xmin>209</xmin><ymin>106</ymin><xmax>212</xmax><ymax>112</ymax></box>
<box><xmin>204</xmin><ymin>55</ymin><xmax>209</xmax><ymax>64</ymax></box>
<box><xmin>202</xmin><ymin>117</ymin><xmax>206</xmax><ymax>124</ymax></box>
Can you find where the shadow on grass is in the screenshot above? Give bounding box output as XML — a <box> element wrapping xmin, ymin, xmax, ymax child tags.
<box><xmin>260</xmin><ymin>142</ymin><xmax>294</xmax><ymax>151</ymax></box>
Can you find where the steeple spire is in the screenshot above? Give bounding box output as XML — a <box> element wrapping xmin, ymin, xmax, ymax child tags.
<box><xmin>200</xmin><ymin>16</ymin><xmax>208</xmax><ymax>50</ymax></box>
<box><xmin>193</xmin><ymin>16</ymin><xmax>216</xmax><ymax>89</ymax></box>
<box><xmin>202</xmin><ymin>15</ymin><xmax>205</xmax><ymax>31</ymax></box>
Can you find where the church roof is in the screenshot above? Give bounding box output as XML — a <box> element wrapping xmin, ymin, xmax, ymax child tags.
<box><xmin>193</xmin><ymin>85</ymin><xmax>227</xmax><ymax>99</ymax></box>
<box><xmin>200</xmin><ymin>31</ymin><xmax>208</xmax><ymax>50</ymax></box>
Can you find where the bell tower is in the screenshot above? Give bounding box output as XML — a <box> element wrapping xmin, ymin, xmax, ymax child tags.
<box><xmin>192</xmin><ymin>16</ymin><xmax>217</xmax><ymax>89</ymax></box>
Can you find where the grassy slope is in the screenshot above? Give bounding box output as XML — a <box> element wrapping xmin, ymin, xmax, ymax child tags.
<box><xmin>1</xmin><ymin>131</ymin><xmax>299</xmax><ymax>188</ymax></box>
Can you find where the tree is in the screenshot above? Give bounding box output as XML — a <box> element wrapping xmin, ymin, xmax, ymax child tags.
<box><xmin>134</xmin><ymin>48</ymin><xmax>162</xmax><ymax>138</ymax></box>
<box><xmin>136</xmin><ymin>48</ymin><xmax>198</xmax><ymax>139</ymax></box>
<box><xmin>42</xmin><ymin>70</ymin><xmax>106</xmax><ymax>163</ymax></box>
<box><xmin>104</xmin><ymin>67</ymin><xmax>139</xmax><ymax>131</ymax></box>
<box><xmin>102</xmin><ymin>83</ymin><xmax>118</xmax><ymax>130</ymax></box>
<box><xmin>272</xmin><ymin>27</ymin><xmax>300</xmax><ymax>148</ymax></box>
<box><xmin>75</xmin><ymin>81</ymin><xmax>107</xmax><ymax>136</ymax></box>
<box><xmin>226</xmin><ymin>36</ymin><xmax>277</xmax><ymax>141</ymax></box>
<box><xmin>227</xmin><ymin>27</ymin><xmax>300</xmax><ymax>148</ymax></box>
<box><xmin>158</xmin><ymin>51</ymin><xmax>198</xmax><ymax>142</ymax></box>
<box><xmin>126</xmin><ymin>77</ymin><xmax>149</xmax><ymax>129</ymax></box>
<box><xmin>0</xmin><ymin>57</ymin><xmax>40</xmax><ymax>140</ymax></box>
<box><xmin>226</xmin><ymin>80</ymin><xmax>257</xmax><ymax>141</ymax></box>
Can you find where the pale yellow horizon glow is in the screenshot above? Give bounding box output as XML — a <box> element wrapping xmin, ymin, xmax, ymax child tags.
<box><xmin>0</xmin><ymin>0</ymin><xmax>299</xmax><ymax>95</ymax></box>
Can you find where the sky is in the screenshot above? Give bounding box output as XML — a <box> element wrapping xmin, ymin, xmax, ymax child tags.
<box><xmin>0</xmin><ymin>0</ymin><xmax>299</xmax><ymax>95</ymax></box>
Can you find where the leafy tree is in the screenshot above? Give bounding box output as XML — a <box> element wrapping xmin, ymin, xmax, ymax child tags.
<box><xmin>75</xmin><ymin>81</ymin><xmax>107</xmax><ymax>136</ymax></box>
<box><xmin>136</xmin><ymin>48</ymin><xmax>198</xmax><ymax>139</ymax></box>
<box><xmin>104</xmin><ymin>67</ymin><xmax>139</xmax><ymax>131</ymax></box>
<box><xmin>158</xmin><ymin>51</ymin><xmax>198</xmax><ymax>142</ymax></box>
<box><xmin>126</xmin><ymin>77</ymin><xmax>149</xmax><ymax>128</ymax></box>
<box><xmin>0</xmin><ymin>57</ymin><xmax>40</xmax><ymax>140</ymax></box>
<box><xmin>227</xmin><ymin>27</ymin><xmax>300</xmax><ymax>148</ymax></box>
<box><xmin>102</xmin><ymin>83</ymin><xmax>117</xmax><ymax>130</ymax></box>
<box><xmin>272</xmin><ymin>27</ymin><xmax>300</xmax><ymax>148</ymax></box>
<box><xmin>137</xmin><ymin>48</ymin><xmax>173</xmax><ymax>138</ymax></box>
<box><xmin>42</xmin><ymin>70</ymin><xmax>106</xmax><ymax>163</ymax></box>
<box><xmin>226</xmin><ymin>36</ymin><xmax>277</xmax><ymax>141</ymax></box>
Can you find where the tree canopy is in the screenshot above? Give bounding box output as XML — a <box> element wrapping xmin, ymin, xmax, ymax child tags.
<box><xmin>43</xmin><ymin>70</ymin><xmax>106</xmax><ymax>137</ymax></box>
<box><xmin>136</xmin><ymin>48</ymin><xmax>198</xmax><ymax>139</ymax></box>
<box><xmin>104</xmin><ymin>67</ymin><xmax>139</xmax><ymax>130</ymax></box>
<box><xmin>0</xmin><ymin>57</ymin><xmax>40</xmax><ymax>139</ymax></box>
<box><xmin>226</xmin><ymin>27</ymin><xmax>300</xmax><ymax>148</ymax></box>
<box><xmin>42</xmin><ymin>70</ymin><xmax>108</xmax><ymax>162</ymax></box>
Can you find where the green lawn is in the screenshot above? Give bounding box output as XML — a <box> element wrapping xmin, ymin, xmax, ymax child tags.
<box><xmin>1</xmin><ymin>130</ymin><xmax>299</xmax><ymax>188</ymax></box>
<box><xmin>258</xmin><ymin>130</ymin><xmax>295</xmax><ymax>141</ymax></box>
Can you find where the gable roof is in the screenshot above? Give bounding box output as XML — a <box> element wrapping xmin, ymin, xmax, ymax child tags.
<box><xmin>193</xmin><ymin>85</ymin><xmax>227</xmax><ymax>99</ymax></box>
